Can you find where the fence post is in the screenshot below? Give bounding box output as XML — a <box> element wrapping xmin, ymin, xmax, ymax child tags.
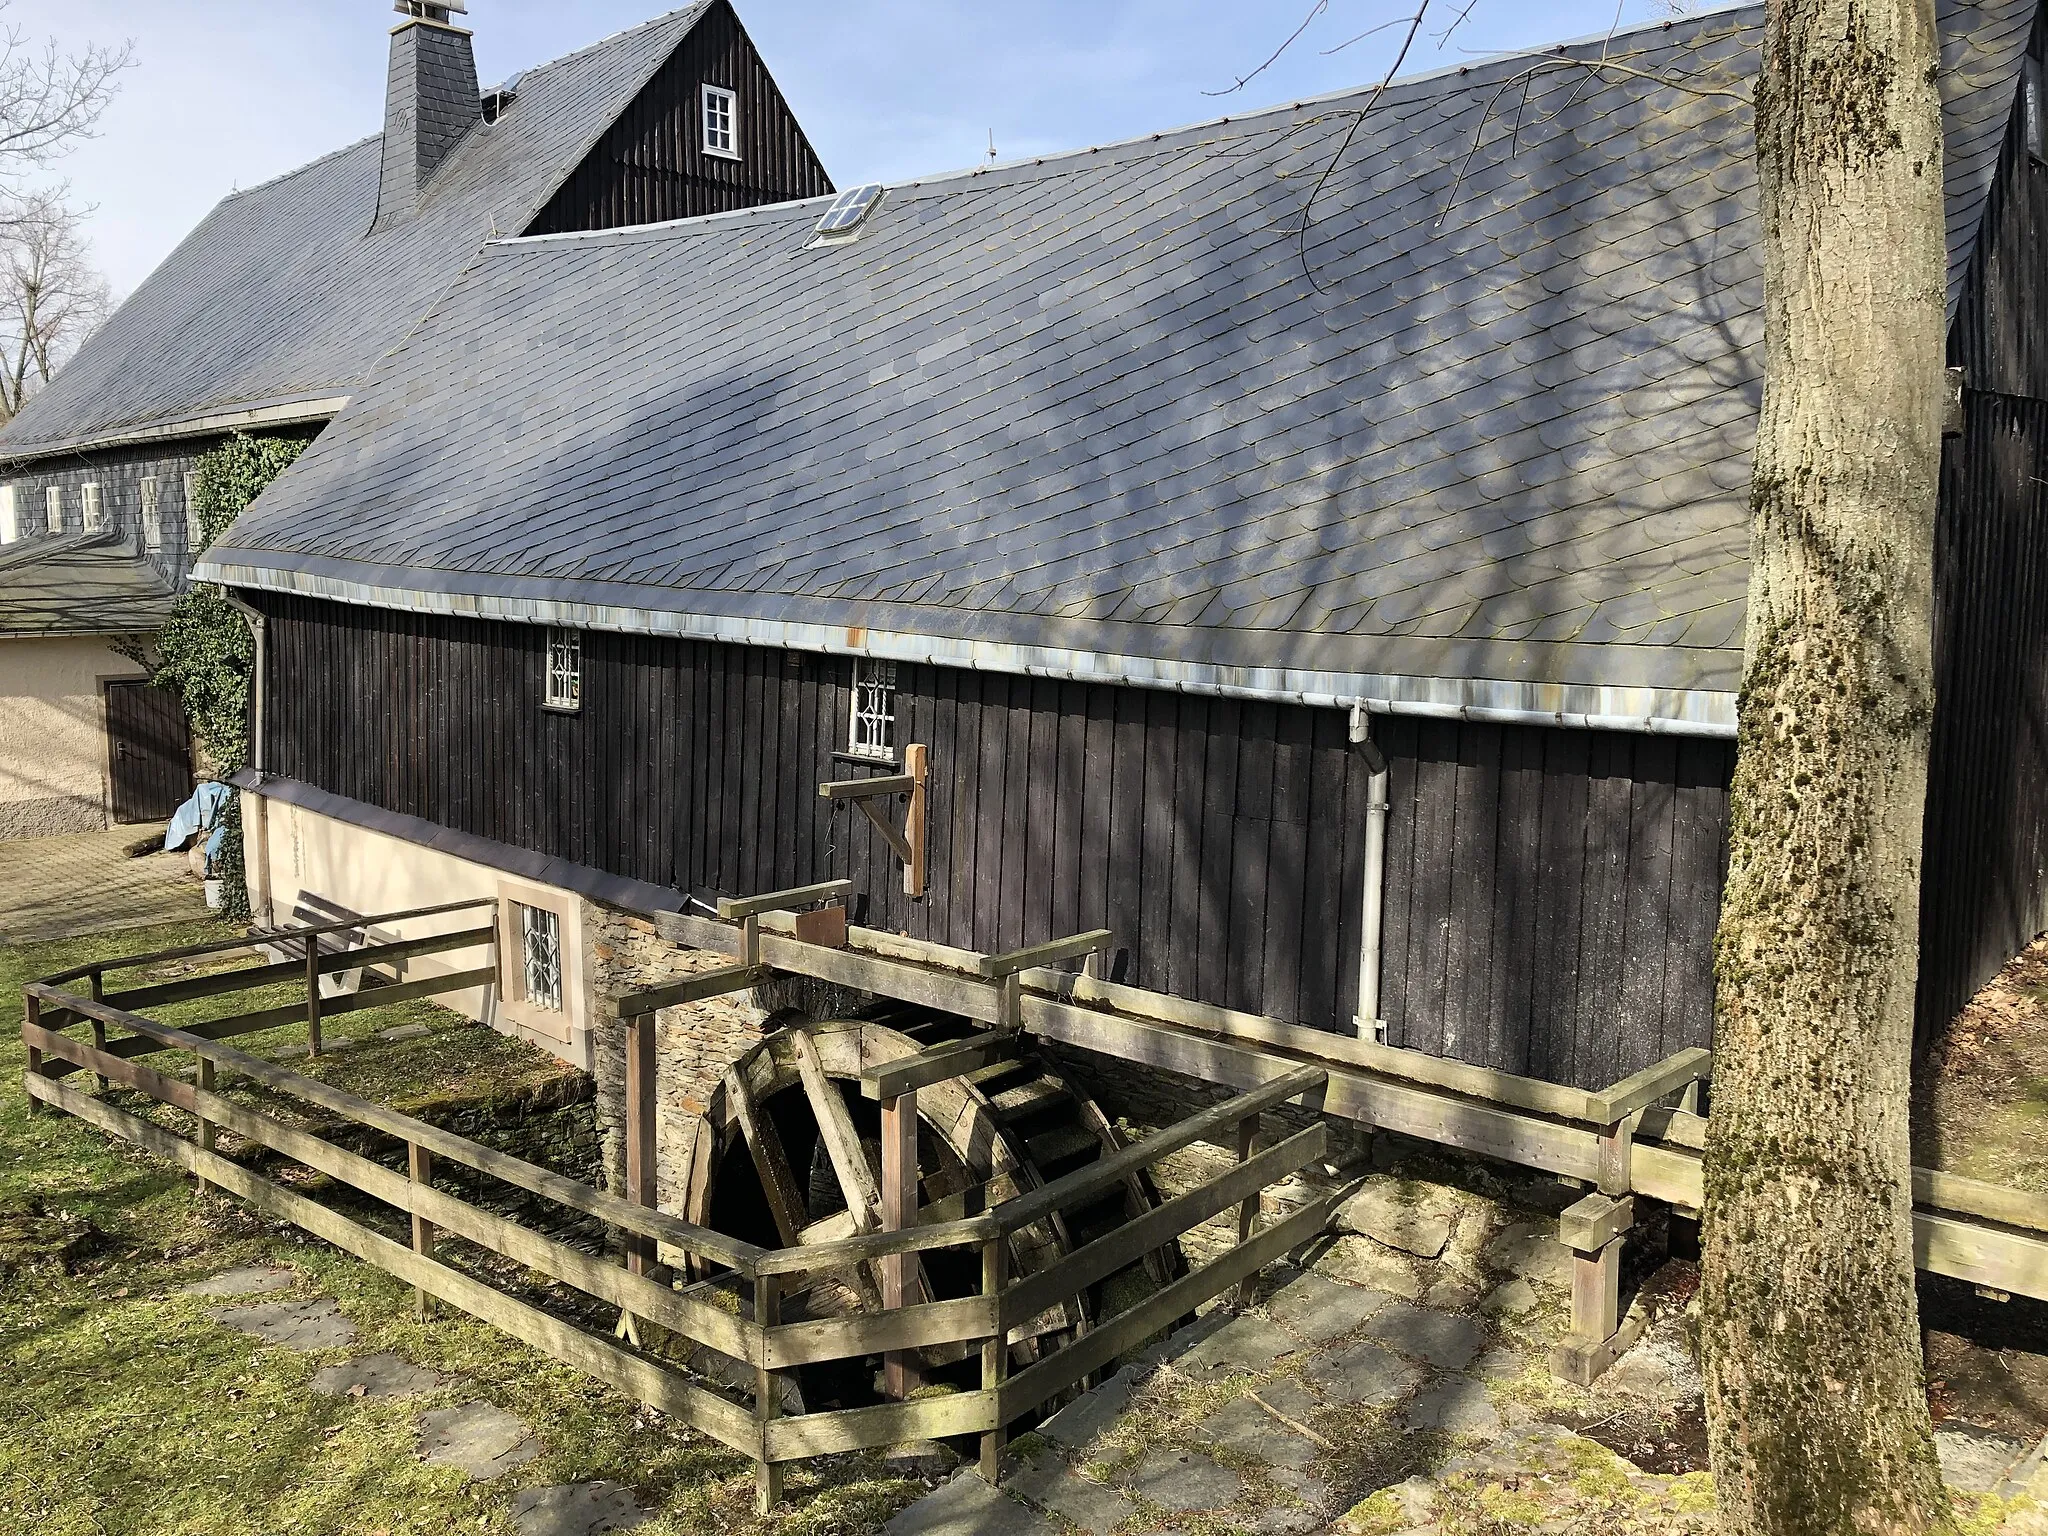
<box><xmin>409</xmin><ymin>1142</ymin><xmax>437</xmax><ymax>1320</ymax></box>
<box><xmin>1233</xmin><ymin>1110</ymin><xmax>1261</xmax><ymax>1307</ymax></box>
<box><xmin>305</xmin><ymin>946</ymin><xmax>323</xmax><ymax>1059</ymax></box>
<box><xmin>196</xmin><ymin>1057</ymin><xmax>217</xmax><ymax>1196</ymax></box>
<box><xmin>881</xmin><ymin>1087</ymin><xmax>923</xmax><ymax>1398</ymax></box>
<box><xmin>754</xmin><ymin>1273</ymin><xmax>784</xmax><ymax>1516</ymax></box>
<box><xmin>88</xmin><ymin>972</ymin><xmax>107</xmax><ymax>1093</ymax></box>
<box><xmin>23</xmin><ymin>992</ymin><xmax>44</xmax><ymax>1116</ymax></box>
<box><xmin>620</xmin><ymin>1013</ymin><xmax>659</xmax><ymax>1341</ymax></box>
<box><xmin>979</xmin><ymin>1235</ymin><xmax>1009</xmax><ymax>1484</ymax></box>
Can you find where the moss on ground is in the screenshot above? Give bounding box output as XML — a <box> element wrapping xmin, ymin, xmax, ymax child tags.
<box><xmin>0</xmin><ymin>921</ymin><xmax>929</xmax><ymax>1536</ymax></box>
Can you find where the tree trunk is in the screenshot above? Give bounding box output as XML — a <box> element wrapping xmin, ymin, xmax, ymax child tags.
<box><xmin>1700</xmin><ymin>1</ymin><xmax>1952</xmax><ymax>1532</ymax></box>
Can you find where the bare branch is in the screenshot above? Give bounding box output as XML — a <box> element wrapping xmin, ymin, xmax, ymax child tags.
<box><xmin>0</xmin><ymin>9</ymin><xmax>134</xmax><ymax>180</ymax></box>
<box><xmin>1207</xmin><ymin>0</ymin><xmax>1331</xmax><ymax>97</ymax></box>
<box><xmin>0</xmin><ymin>188</ymin><xmax>112</xmax><ymax>424</ymax></box>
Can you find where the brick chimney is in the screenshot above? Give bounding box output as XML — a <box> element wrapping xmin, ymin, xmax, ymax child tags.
<box><xmin>373</xmin><ymin>1</ymin><xmax>480</xmax><ymax>232</ymax></box>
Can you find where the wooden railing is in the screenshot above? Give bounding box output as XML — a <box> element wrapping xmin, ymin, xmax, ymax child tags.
<box><xmin>21</xmin><ymin>922</ymin><xmax>1340</xmax><ymax>1516</ymax></box>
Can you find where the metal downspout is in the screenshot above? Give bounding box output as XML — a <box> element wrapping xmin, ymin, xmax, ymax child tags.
<box><xmin>221</xmin><ymin>592</ymin><xmax>274</xmax><ymax>927</ymax></box>
<box><xmin>1351</xmin><ymin>706</ymin><xmax>1390</xmax><ymax>1042</ymax></box>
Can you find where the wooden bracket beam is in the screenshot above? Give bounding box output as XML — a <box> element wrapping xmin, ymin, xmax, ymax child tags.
<box><xmin>859</xmin><ymin>1029</ymin><xmax>1023</xmax><ymax>1101</ymax></box>
<box><xmin>817</xmin><ymin>745</ymin><xmax>928</xmax><ymax>898</ymax></box>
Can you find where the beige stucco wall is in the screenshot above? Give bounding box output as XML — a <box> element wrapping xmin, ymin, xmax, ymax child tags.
<box><xmin>0</xmin><ymin>635</ymin><xmax>147</xmax><ymax>839</ymax></box>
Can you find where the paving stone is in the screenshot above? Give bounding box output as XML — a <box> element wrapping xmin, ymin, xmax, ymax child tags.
<box><xmin>883</xmin><ymin>1469</ymin><xmax>1060</xmax><ymax>1535</ymax></box>
<box><xmin>1040</xmin><ymin>1362</ymin><xmax>1143</xmax><ymax>1449</ymax></box>
<box><xmin>1006</xmin><ymin>1459</ymin><xmax>1138</xmax><ymax>1533</ymax></box>
<box><xmin>1172</xmin><ymin>1312</ymin><xmax>1301</xmax><ymax>1378</ymax></box>
<box><xmin>1250</xmin><ymin>1507</ymin><xmax>1324</xmax><ymax>1534</ymax></box>
<box><xmin>1265</xmin><ymin>1270</ymin><xmax>1391</xmax><ymax>1342</ymax></box>
<box><xmin>1336</xmin><ymin>1182</ymin><xmax>1455</xmax><ymax>1258</ymax></box>
<box><xmin>510</xmin><ymin>1482</ymin><xmax>648</xmax><ymax>1535</ymax></box>
<box><xmin>311</xmin><ymin>1352</ymin><xmax>444</xmax><ymax>1399</ymax></box>
<box><xmin>1269</xmin><ymin>1466</ymin><xmax>1331</xmax><ymax>1505</ymax></box>
<box><xmin>1485</xmin><ymin>1223</ymin><xmax>1572</xmax><ymax>1289</ymax></box>
<box><xmin>210</xmin><ymin>1297</ymin><xmax>357</xmax><ymax>1349</ymax></box>
<box><xmin>1127</xmin><ymin>1448</ymin><xmax>1244</xmax><ymax>1512</ymax></box>
<box><xmin>1304</xmin><ymin>1339</ymin><xmax>1424</xmax><ymax>1406</ymax></box>
<box><xmin>417</xmin><ymin>1401</ymin><xmax>543</xmax><ymax>1481</ymax></box>
<box><xmin>1403</xmin><ymin>1377</ymin><xmax>1502</xmax><ymax>1435</ymax></box>
<box><xmin>1598</xmin><ymin>1340</ymin><xmax>1701</xmax><ymax>1410</ymax></box>
<box><xmin>1366</xmin><ymin>1305</ymin><xmax>1487</xmax><ymax>1371</ymax></box>
<box><xmin>1310</xmin><ymin>1236</ymin><xmax>1425</xmax><ymax>1299</ymax></box>
<box><xmin>1421</xmin><ymin>1276</ymin><xmax>1480</xmax><ymax>1312</ymax></box>
<box><xmin>1935</xmin><ymin>1423</ymin><xmax>2031</xmax><ymax>1495</ymax></box>
<box><xmin>179</xmin><ymin>1265</ymin><xmax>293</xmax><ymax>1297</ymax></box>
<box><xmin>1197</xmin><ymin>1387</ymin><xmax>1322</xmax><ymax>1469</ymax></box>
<box><xmin>1473</xmin><ymin>1347</ymin><xmax>1526</xmax><ymax>1381</ymax></box>
<box><xmin>1480</xmin><ymin>1278</ymin><xmax>1538</xmax><ymax>1318</ymax></box>
<box><xmin>379</xmin><ymin>1024</ymin><xmax>434</xmax><ymax>1043</ymax></box>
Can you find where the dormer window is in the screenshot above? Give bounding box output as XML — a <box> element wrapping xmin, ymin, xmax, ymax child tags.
<box><xmin>545</xmin><ymin>627</ymin><xmax>582</xmax><ymax>712</ymax></box>
<box><xmin>702</xmin><ymin>84</ymin><xmax>738</xmax><ymax>159</ymax></box>
<box><xmin>848</xmin><ymin>658</ymin><xmax>897</xmax><ymax>761</ymax></box>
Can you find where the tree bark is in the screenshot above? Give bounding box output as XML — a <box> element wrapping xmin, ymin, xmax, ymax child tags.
<box><xmin>1701</xmin><ymin>1</ymin><xmax>1952</xmax><ymax>1532</ymax></box>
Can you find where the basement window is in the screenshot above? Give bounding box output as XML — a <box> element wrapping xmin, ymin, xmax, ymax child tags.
<box><xmin>516</xmin><ymin>903</ymin><xmax>564</xmax><ymax>1013</ymax></box>
<box><xmin>45</xmin><ymin>486</ymin><xmax>61</xmax><ymax>534</ymax></box>
<box><xmin>702</xmin><ymin>84</ymin><xmax>739</xmax><ymax>159</ymax></box>
<box><xmin>544</xmin><ymin>627</ymin><xmax>582</xmax><ymax>712</ymax></box>
<box><xmin>848</xmin><ymin>658</ymin><xmax>898</xmax><ymax>761</ymax></box>
<box><xmin>2030</xmin><ymin>56</ymin><xmax>2047</xmax><ymax>163</ymax></box>
<box><xmin>141</xmin><ymin>478</ymin><xmax>161</xmax><ymax>550</ymax></box>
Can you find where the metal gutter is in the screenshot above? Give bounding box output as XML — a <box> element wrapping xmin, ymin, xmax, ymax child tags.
<box><xmin>197</xmin><ymin>561</ymin><xmax>1740</xmax><ymax>739</ymax></box>
<box><xmin>0</xmin><ymin>397</ymin><xmax>349</xmax><ymax>463</ymax></box>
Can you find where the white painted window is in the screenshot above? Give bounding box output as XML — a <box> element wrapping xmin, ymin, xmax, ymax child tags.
<box><xmin>45</xmin><ymin>485</ymin><xmax>61</xmax><ymax>533</ymax></box>
<box><xmin>848</xmin><ymin>658</ymin><xmax>898</xmax><ymax>761</ymax></box>
<box><xmin>184</xmin><ymin>471</ymin><xmax>203</xmax><ymax>549</ymax></box>
<box><xmin>81</xmin><ymin>483</ymin><xmax>103</xmax><ymax>532</ymax></box>
<box><xmin>141</xmin><ymin>477</ymin><xmax>162</xmax><ymax>550</ymax></box>
<box><xmin>517</xmin><ymin>903</ymin><xmax>564</xmax><ymax>1012</ymax></box>
<box><xmin>0</xmin><ymin>486</ymin><xmax>15</xmax><ymax>544</ymax></box>
<box><xmin>545</xmin><ymin>627</ymin><xmax>582</xmax><ymax>711</ymax></box>
<box><xmin>701</xmin><ymin>83</ymin><xmax>738</xmax><ymax>158</ymax></box>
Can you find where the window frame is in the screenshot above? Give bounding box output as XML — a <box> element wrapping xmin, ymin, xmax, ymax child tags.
<box><xmin>81</xmin><ymin>483</ymin><xmax>104</xmax><ymax>533</ymax></box>
<box><xmin>516</xmin><ymin>902</ymin><xmax>565</xmax><ymax>1014</ymax></box>
<box><xmin>45</xmin><ymin>486</ymin><xmax>62</xmax><ymax>534</ymax></box>
<box><xmin>183</xmin><ymin>471</ymin><xmax>203</xmax><ymax>551</ymax></box>
<box><xmin>0</xmin><ymin>485</ymin><xmax>15</xmax><ymax>544</ymax></box>
<box><xmin>846</xmin><ymin>657</ymin><xmax>899</xmax><ymax>762</ymax></box>
<box><xmin>140</xmin><ymin>477</ymin><xmax>162</xmax><ymax>550</ymax></box>
<box><xmin>701</xmin><ymin>82</ymin><xmax>739</xmax><ymax>160</ymax></box>
<box><xmin>544</xmin><ymin>627</ymin><xmax>582</xmax><ymax>713</ymax></box>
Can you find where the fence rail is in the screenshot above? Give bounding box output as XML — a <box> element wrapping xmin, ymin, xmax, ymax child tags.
<box><xmin>20</xmin><ymin>910</ymin><xmax>1336</xmax><ymax>1515</ymax></box>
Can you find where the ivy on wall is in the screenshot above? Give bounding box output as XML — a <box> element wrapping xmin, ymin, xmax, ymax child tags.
<box><xmin>152</xmin><ymin>433</ymin><xmax>311</xmax><ymax>922</ymax></box>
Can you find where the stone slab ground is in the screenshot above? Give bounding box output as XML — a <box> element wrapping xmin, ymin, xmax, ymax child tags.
<box><xmin>0</xmin><ymin>827</ymin><xmax>205</xmax><ymax>944</ymax></box>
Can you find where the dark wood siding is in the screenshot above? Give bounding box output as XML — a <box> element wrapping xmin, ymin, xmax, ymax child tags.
<box><xmin>260</xmin><ymin>595</ymin><xmax>1732</xmax><ymax>1089</ymax></box>
<box><xmin>524</xmin><ymin>0</ymin><xmax>832</xmax><ymax>237</ymax></box>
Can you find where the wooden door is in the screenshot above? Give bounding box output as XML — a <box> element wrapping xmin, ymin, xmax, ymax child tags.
<box><xmin>105</xmin><ymin>680</ymin><xmax>192</xmax><ymax>824</ymax></box>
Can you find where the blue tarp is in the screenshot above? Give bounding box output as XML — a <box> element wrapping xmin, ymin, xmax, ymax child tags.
<box><xmin>165</xmin><ymin>780</ymin><xmax>233</xmax><ymax>870</ymax></box>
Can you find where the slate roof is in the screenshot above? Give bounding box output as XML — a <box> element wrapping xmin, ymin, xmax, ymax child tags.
<box><xmin>0</xmin><ymin>534</ymin><xmax>176</xmax><ymax>638</ymax></box>
<box><xmin>0</xmin><ymin>4</ymin><xmax>714</xmax><ymax>459</ymax></box>
<box><xmin>200</xmin><ymin>0</ymin><xmax>2038</xmax><ymax>731</ymax></box>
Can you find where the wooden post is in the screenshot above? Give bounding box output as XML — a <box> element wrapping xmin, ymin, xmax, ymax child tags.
<box><xmin>903</xmin><ymin>743</ymin><xmax>928</xmax><ymax>899</ymax></box>
<box><xmin>881</xmin><ymin>1088</ymin><xmax>923</xmax><ymax>1399</ymax></box>
<box><xmin>23</xmin><ymin>992</ymin><xmax>43</xmax><ymax>1115</ymax></box>
<box><xmin>1550</xmin><ymin>1193</ymin><xmax>1639</xmax><ymax>1387</ymax></box>
<box><xmin>742</xmin><ymin>913</ymin><xmax>762</xmax><ymax>967</ymax></box>
<box><xmin>305</xmin><ymin>946</ymin><xmax>323</xmax><ymax>1059</ymax></box>
<box><xmin>1596</xmin><ymin>1112</ymin><xmax>1638</xmax><ymax>1197</ymax></box>
<box><xmin>195</xmin><ymin>1057</ymin><xmax>217</xmax><ymax>1196</ymax></box>
<box><xmin>409</xmin><ymin>1141</ymin><xmax>437</xmax><ymax>1320</ymax></box>
<box><xmin>621</xmin><ymin>1013</ymin><xmax>659</xmax><ymax>1340</ymax></box>
<box><xmin>1234</xmin><ymin>1113</ymin><xmax>1261</xmax><ymax>1307</ymax></box>
<box><xmin>754</xmin><ymin>1273</ymin><xmax>784</xmax><ymax>1516</ymax></box>
<box><xmin>979</xmin><ymin>1235</ymin><xmax>1009</xmax><ymax>1483</ymax></box>
<box><xmin>88</xmin><ymin>972</ymin><xmax>107</xmax><ymax>1092</ymax></box>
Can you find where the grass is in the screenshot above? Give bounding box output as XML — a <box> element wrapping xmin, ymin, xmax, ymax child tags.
<box><xmin>0</xmin><ymin>920</ymin><xmax>930</xmax><ymax>1536</ymax></box>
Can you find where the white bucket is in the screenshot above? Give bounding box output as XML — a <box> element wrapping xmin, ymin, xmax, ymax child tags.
<box><xmin>203</xmin><ymin>879</ymin><xmax>223</xmax><ymax>911</ymax></box>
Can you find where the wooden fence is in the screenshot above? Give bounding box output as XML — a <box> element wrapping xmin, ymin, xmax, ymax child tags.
<box><xmin>19</xmin><ymin>910</ymin><xmax>1341</xmax><ymax>1513</ymax></box>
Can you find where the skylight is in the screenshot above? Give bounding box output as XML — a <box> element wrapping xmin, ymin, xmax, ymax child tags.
<box><xmin>815</xmin><ymin>183</ymin><xmax>885</xmax><ymax>237</ymax></box>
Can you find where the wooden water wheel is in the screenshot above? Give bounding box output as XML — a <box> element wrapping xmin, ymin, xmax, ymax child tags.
<box><xmin>686</xmin><ymin>1005</ymin><xmax>1181</xmax><ymax>1411</ymax></box>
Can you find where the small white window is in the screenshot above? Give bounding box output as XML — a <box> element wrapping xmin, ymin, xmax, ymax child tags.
<box><xmin>517</xmin><ymin>903</ymin><xmax>564</xmax><ymax>1012</ymax></box>
<box><xmin>45</xmin><ymin>485</ymin><xmax>61</xmax><ymax>533</ymax></box>
<box><xmin>848</xmin><ymin>658</ymin><xmax>898</xmax><ymax>760</ymax></box>
<box><xmin>701</xmin><ymin>83</ymin><xmax>738</xmax><ymax>159</ymax></box>
<box><xmin>81</xmin><ymin>483</ymin><xmax>103</xmax><ymax>532</ymax></box>
<box><xmin>184</xmin><ymin>471</ymin><xmax>203</xmax><ymax>549</ymax></box>
<box><xmin>140</xmin><ymin>477</ymin><xmax>162</xmax><ymax>550</ymax></box>
<box><xmin>545</xmin><ymin>627</ymin><xmax>582</xmax><ymax>711</ymax></box>
<box><xmin>0</xmin><ymin>486</ymin><xmax>15</xmax><ymax>544</ymax></box>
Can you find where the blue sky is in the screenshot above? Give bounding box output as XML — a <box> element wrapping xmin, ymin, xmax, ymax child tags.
<box><xmin>9</xmin><ymin>0</ymin><xmax>1702</xmax><ymax>297</ymax></box>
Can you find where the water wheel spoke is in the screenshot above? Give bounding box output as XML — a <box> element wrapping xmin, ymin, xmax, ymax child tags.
<box><xmin>792</xmin><ymin>1029</ymin><xmax>883</xmax><ymax>1231</ymax></box>
<box><xmin>725</xmin><ymin>1064</ymin><xmax>807</xmax><ymax>1249</ymax></box>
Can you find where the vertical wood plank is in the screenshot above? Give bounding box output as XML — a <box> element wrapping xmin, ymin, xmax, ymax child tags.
<box><xmin>1197</xmin><ymin>698</ymin><xmax>1241</xmax><ymax>1009</ymax></box>
<box><xmin>1167</xmin><ymin>694</ymin><xmax>1208</xmax><ymax>1003</ymax></box>
<box><xmin>1445</xmin><ymin>723</ymin><xmax>1502</xmax><ymax>1066</ymax></box>
<box><xmin>1108</xmin><ymin>688</ymin><xmax>1147</xmax><ymax>982</ymax></box>
<box><xmin>1138</xmin><ymin>689</ymin><xmax>1179</xmax><ymax>995</ymax></box>
<box><xmin>1403</xmin><ymin>720</ymin><xmax>1461</xmax><ymax>1057</ymax></box>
